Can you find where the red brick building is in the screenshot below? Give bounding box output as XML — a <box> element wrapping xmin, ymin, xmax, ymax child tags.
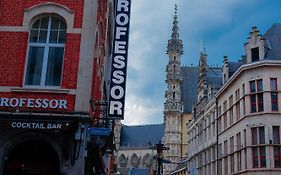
<box><xmin>0</xmin><ymin>0</ymin><xmax>115</xmax><ymax>174</ymax></box>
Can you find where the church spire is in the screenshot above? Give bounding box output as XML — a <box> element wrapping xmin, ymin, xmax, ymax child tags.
<box><xmin>171</xmin><ymin>4</ymin><xmax>179</xmax><ymax>40</ymax></box>
<box><xmin>167</xmin><ymin>4</ymin><xmax>183</xmax><ymax>55</ymax></box>
<box><xmin>163</xmin><ymin>4</ymin><xmax>184</xmax><ymax>174</ymax></box>
<box><xmin>200</xmin><ymin>40</ymin><xmax>206</xmax><ymax>54</ymax></box>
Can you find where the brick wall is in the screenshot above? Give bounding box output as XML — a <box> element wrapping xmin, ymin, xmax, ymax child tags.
<box><xmin>91</xmin><ymin>0</ymin><xmax>108</xmax><ymax>100</ymax></box>
<box><xmin>0</xmin><ymin>0</ymin><xmax>87</xmax><ymax>113</ymax></box>
<box><xmin>0</xmin><ymin>0</ymin><xmax>84</xmax><ymax>27</ymax></box>
<box><xmin>62</xmin><ymin>33</ymin><xmax>81</xmax><ymax>89</ymax></box>
<box><xmin>0</xmin><ymin>32</ymin><xmax>28</xmax><ymax>86</ymax></box>
<box><xmin>90</xmin><ymin>0</ymin><xmax>109</xmax><ymax>119</ymax></box>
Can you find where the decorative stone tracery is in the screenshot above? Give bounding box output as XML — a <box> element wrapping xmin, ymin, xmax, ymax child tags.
<box><xmin>130</xmin><ymin>153</ymin><xmax>139</xmax><ymax>167</ymax></box>
<box><xmin>142</xmin><ymin>153</ymin><xmax>152</xmax><ymax>168</ymax></box>
<box><xmin>119</xmin><ymin>154</ymin><xmax>128</xmax><ymax>167</ymax></box>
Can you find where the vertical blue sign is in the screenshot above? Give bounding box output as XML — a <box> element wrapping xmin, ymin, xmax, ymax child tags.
<box><xmin>108</xmin><ymin>0</ymin><xmax>131</xmax><ymax>119</ymax></box>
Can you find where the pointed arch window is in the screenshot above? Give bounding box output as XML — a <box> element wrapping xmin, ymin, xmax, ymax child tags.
<box><xmin>24</xmin><ymin>15</ymin><xmax>66</xmax><ymax>87</ymax></box>
<box><xmin>119</xmin><ymin>154</ymin><xmax>128</xmax><ymax>167</ymax></box>
<box><xmin>130</xmin><ymin>153</ymin><xmax>139</xmax><ymax>167</ymax></box>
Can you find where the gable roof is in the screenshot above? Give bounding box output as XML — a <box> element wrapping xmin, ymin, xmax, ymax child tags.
<box><xmin>120</xmin><ymin>124</ymin><xmax>164</xmax><ymax>147</ymax></box>
<box><xmin>206</xmin><ymin>66</ymin><xmax>222</xmax><ymax>88</ymax></box>
<box><xmin>263</xmin><ymin>23</ymin><xmax>281</xmax><ymax>60</ymax></box>
<box><xmin>181</xmin><ymin>66</ymin><xmax>222</xmax><ymax>113</ymax></box>
<box><xmin>181</xmin><ymin>66</ymin><xmax>198</xmax><ymax>113</ymax></box>
<box><xmin>228</xmin><ymin>61</ymin><xmax>243</xmax><ymax>77</ymax></box>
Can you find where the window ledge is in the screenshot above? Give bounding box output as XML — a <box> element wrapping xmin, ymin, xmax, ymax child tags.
<box><xmin>11</xmin><ymin>87</ymin><xmax>73</xmax><ymax>94</ymax></box>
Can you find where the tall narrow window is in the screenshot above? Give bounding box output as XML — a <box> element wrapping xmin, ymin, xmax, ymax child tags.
<box><xmin>244</xmin><ymin>129</ymin><xmax>248</xmax><ymax>169</ymax></box>
<box><xmin>250</xmin><ymin>81</ymin><xmax>257</xmax><ymax>112</ymax></box>
<box><xmin>218</xmin><ymin>117</ymin><xmax>222</xmax><ymax>134</ymax></box>
<box><xmin>257</xmin><ymin>79</ymin><xmax>264</xmax><ymax>112</ymax></box>
<box><xmin>218</xmin><ymin>159</ymin><xmax>222</xmax><ymax>175</ymax></box>
<box><xmin>250</xmin><ymin>80</ymin><xmax>263</xmax><ymax>113</ymax></box>
<box><xmin>236</xmin><ymin>89</ymin><xmax>241</xmax><ymax>120</ymax></box>
<box><xmin>229</xmin><ymin>95</ymin><xmax>234</xmax><ymax>125</ymax></box>
<box><xmin>230</xmin><ymin>136</ymin><xmax>235</xmax><ymax>173</ymax></box>
<box><xmin>237</xmin><ymin>132</ymin><xmax>242</xmax><ymax>171</ymax></box>
<box><xmin>259</xmin><ymin>127</ymin><xmax>266</xmax><ymax>168</ymax></box>
<box><xmin>251</xmin><ymin>47</ymin><xmax>259</xmax><ymax>62</ymax></box>
<box><xmin>218</xmin><ymin>143</ymin><xmax>222</xmax><ymax>158</ymax></box>
<box><xmin>273</xmin><ymin>126</ymin><xmax>281</xmax><ymax>168</ymax></box>
<box><xmin>271</xmin><ymin>78</ymin><xmax>278</xmax><ymax>111</ymax></box>
<box><xmin>242</xmin><ymin>84</ymin><xmax>246</xmax><ymax>115</ymax></box>
<box><xmin>213</xmin><ymin>116</ymin><xmax>216</xmax><ymax>136</ymax></box>
<box><xmin>223</xmin><ymin>101</ymin><xmax>227</xmax><ymax>129</ymax></box>
<box><xmin>224</xmin><ymin>140</ymin><xmax>228</xmax><ymax>174</ymax></box>
<box><xmin>252</xmin><ymin>126</ymin><xmax>266</xmax><ymax>168</ymax></box>
<box><xmin>25</xmin><ymin>16</ymin><xmax>66</xmax><ymax>87</ymax></box>
<box><xmin>218</xmin><ymin>106</ymin><xmax>222</xmax><ymax>133</ymax></box>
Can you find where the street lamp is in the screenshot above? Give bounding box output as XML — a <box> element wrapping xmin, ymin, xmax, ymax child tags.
<box><xmin>150</xmin><ymin>141</ymin><xmax>170</xmax><ymax>175</ymax></box>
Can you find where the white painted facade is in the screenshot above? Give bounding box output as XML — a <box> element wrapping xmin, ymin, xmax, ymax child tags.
<box><xmin>188</xmin><ymin>98</ymin><xmax>217</xmax><ymax>175</ymax></box>
<box><xmin>187</xmin><ymin>25</ymin><xmax>281</xmax><ymax>175</ymax></box>
<box><xmin>216</xmin><ymin>60</ymin><xmax>281</xmax><ymax>175</ymax></box>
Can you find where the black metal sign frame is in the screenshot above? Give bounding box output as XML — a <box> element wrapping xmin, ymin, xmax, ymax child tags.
<box><xmin>108</xmin><ymin>0</ymin><xmax>132</xmax><ymax>119</ymax></box>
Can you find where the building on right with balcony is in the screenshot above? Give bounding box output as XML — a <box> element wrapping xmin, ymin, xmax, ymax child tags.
<box><xmin>187</xmin><ymin>24</ymin><xmax>281</xmax><ymax>175</ymax></box>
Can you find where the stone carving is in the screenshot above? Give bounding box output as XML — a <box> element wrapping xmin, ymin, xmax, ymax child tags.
<box><xmin>142</xmin><ymin>153</ymin><xmax>152</xmax><ymax>168</ymax></box>
<box><xmin>119</xmin><ymin>154</ymin><xmax>128</xmax><ymax>168</ymax></box>
<box><xmin>130</xmin><ymin>153</ymin><xmax>139</xmax><ymax>167</ymax></box>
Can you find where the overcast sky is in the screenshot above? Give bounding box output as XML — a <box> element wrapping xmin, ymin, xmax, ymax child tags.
<box><xmin>122</xmin><ymin>0</ymin><xmax>281</xmax><ymax>125</ymax></box>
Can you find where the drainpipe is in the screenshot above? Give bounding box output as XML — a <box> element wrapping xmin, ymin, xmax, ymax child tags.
<box><xmin>215</xmin><ymin>99</ymin><xmax>219</xmax><ymax>175</ymax></box>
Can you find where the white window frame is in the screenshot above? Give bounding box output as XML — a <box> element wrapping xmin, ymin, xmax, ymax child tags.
<box><xmin>24</xmin><ymin>15</ymin><xmax>66</xmax><ymax>88</ymax></box>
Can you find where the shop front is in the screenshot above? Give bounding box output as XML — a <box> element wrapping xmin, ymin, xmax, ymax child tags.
<box><xmin>3</xmin><ymin>140</ymin><xmax>60</xmax><ymax>175</ymax></box>
<box><xmin>0</xmin><ymin>112</ymin><xmax>88</xmax><ymax>175</ymax></box>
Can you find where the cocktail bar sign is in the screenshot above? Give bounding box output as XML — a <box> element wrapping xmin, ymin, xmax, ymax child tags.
<box><xmin>0</xmin><ymin>120</ymin><xmax>72</xmax><ymax>130</ymax></box>
<box><xmin>0</xmin><ymin>97</ymin><xmax>67</xmax><ymax>109</ymax></box>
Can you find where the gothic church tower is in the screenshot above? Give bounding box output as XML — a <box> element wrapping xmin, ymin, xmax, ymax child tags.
<box><xmin>163</xmin><ymin>5</ymin><xmax>183</xmax><ymax>174</ymax></box>
<box><xmin>196</xmin><ymin>51</ymin><xmax>208</xmax><ymax>111</ymax></box>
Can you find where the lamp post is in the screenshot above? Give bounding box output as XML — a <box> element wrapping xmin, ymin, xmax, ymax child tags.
<box><xmin>150</xmin><ymin>141</ymin><xmax>170</xmax><ymax>175</ymax></box>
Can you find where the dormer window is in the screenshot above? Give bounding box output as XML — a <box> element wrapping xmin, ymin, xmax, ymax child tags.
<box><xmin>251</xmin><ymin>47</ymin><xmax>259</xmax><ymax>62</ymax></box>
<box><xmin>244</xmin><ymin>26</ymin><xmax>266</xmax><ymax>63</ymax></box>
